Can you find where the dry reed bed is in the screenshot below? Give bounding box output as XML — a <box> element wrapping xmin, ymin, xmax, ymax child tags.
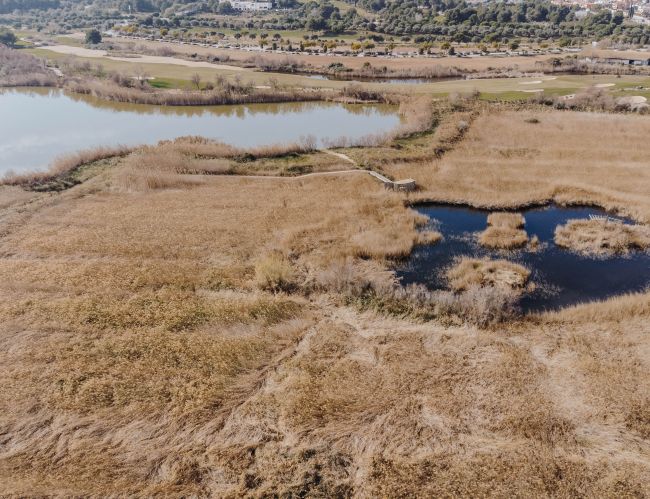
<box><xmin>555</xmin><ymin>218</ymin><xmax>650</xmax><ymax>256</ymax></box>
<box><xmin>66</xmin><ymin>78</ymin><xmax>329</xmax><ymax>106</ymax></box>
<box><xmin>447</xmin><ymin>257</ymin><xmax>531</xmax><ymax>293</ymax></box>
<box><xmin>388</xmin><ymin>108</ymin><xmax>650</xmax><ymax>223</ymax></box>
<box><xmin>479</xmin><ymin>212</ymin><xmax>529</xmax><ymax>249</ymax></box>
<box><xmin>0</xmin><ymin>104</ymin><xmax>649</xmax><ymax>495</ymax></box>
<box><xmin>113</xmin><ymin>136</ymin><xmax>338</xmax><ymax>190</ymax></box>
<box><xmin>1</xmin><ymin>145</ymin><xmax>134</xmax><ymax>189</ymax></box>
<box><xmin>0</xmin><ymin>46</ymin><xmax>57</xmax><ymax>87</ymax></box>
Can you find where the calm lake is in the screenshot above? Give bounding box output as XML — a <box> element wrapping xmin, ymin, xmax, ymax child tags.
<box><xmin>397</xmin><ymin>204</ymin><xmax>650</xmax><ymax>312</ymax></box>
<box><xmin>0</xmin><ymin>88</ymin><xmax>401</xmax><ymax>175</ymax></box>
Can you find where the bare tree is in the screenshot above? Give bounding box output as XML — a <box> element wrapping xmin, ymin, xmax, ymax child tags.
<box><xmin>133</xmin><ymin>66</ymin><xmax>150</xmax><ymax>87</ymax></box>
<box><xmin>191</xmin><ymin>72</ymin><xmax>202</xmax><ymax>90</ymax></box>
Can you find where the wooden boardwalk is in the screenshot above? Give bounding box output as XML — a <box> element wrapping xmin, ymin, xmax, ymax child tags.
<box><xmin>208</xmin><ymin>150</ymin><xmax>416</xmax><ymax>191</ymax></box>
<box><xmin>322</xmin><ymin>150</ymin><xmax>416</xmax><ymax>191</ymax></box>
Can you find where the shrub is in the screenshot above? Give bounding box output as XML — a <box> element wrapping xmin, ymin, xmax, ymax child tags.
<box><xmin>85</xmin><ymin>29</ymin><xmax>102</xmax><ymax>45</ymax></box>
<box><xmin>254</xmin><ymin>254</ymin><xmax>296</xmax><ymax>293</ymax></box>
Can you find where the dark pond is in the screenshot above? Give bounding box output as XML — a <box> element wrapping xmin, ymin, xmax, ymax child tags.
<box><xmin>396</xmin><ymin>204</ymin><xmax>650</xmax><ymax>313</ymax></box>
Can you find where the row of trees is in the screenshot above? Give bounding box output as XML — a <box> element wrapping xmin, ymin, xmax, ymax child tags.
<box><xmin>4</xmin><ymin>0</ymin><xmax>650</xmax><ymax>46</ymax></box>
<box><xmin>0</xmin><ymin>0</ymin><xmax>59</xmax><ymax>14</ymax></box>
<box><xmin>275</xmin><ymin>0</ymin><xmax>645</xmax><ymax>44</ymax></box>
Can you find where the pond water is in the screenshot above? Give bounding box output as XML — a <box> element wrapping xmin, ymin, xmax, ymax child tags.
<box><xmin>397</xmin><ymin>204</ymin><xmax>650</xmax><ymax>312</ymax></box>
<box><xmin>0</xmin><ymin>87</ymin><xmax>401</xmax><ymax>175</ymax></box>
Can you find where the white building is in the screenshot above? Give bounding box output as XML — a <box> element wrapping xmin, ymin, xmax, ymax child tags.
<box><xmin>230</xmin><ymin>1</ymin><xmax>273</xmax><ymax>10</ymax></box>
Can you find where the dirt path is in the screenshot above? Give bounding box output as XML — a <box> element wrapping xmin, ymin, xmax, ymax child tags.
<box><xmin>231</xmin><ymin>156</ymin><xmax>413</xmax><ymax>189</ymax></box>
<box><xmin>322</xmin><ymin>150</ymin><xmax>356</xmax><ymax>165</ymax></box>
<box><xmin>42</xmin><ymin>45</ymin><xmax>246</xmax><ymax>71</ymax></box>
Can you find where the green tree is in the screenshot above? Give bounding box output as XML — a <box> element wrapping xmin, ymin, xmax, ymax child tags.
<box><xmin>0</xmin><ymin>28</ymin><xmax>17</xmax><ymax>47</ymax></box>
<box><xmin>217</xmin><ymin>1</ymin><xmax>234</xmax><ymax>14</ymax></box>
<box><xmin>85</xmin><ymin>29</ymin><xmax>102</xmax><ymax>45</ymax></box>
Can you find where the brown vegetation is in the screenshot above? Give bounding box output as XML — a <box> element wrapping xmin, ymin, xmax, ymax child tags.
<box><xmin>555</xmin><ymin>218</ymin><xmax>650</xmax><ymax>256</ymax></box>
<box><xmin>415</xmin><ymin>229</ymin><xmax>442</xmax><ymax>246</ymax></box>
<box><xmin>66</xmin><ymin>77</ymin><xmax>328</xmax><ymax>106</ymax></box>
<box><xmin>0</xmin><ymin>45</ymin><xmax>57</xmax><ymax>86</ymax></box>
<box><xmin>479</xmin><ymin>212</ymin><xmax>529</xmax><ymax>249</ymax></box>
<box><xmin>382</xmin><ymin>108</ymin><xmax>650</xmax><ymax>223</ymax></box>
<box><xmin>0</xmin><ymin>100</ymin><xmax>649</xmax><ymax>496</ymax></box>
<box><xmin>532</xmin><ymin>86</ymin><xmax>648</xmax><ymax>113</ymax></box>
<box><xmin>1</xmin><ymin>145</ymin><xmax>134</xmax><ymax>191</ymax></box>
<box><xmin>446</xmin><ymin>257</ymin><xmax>531</xmax><ymax>293</ymax></box>
<box><xmin>113</xmin><ymin>136</ymin><xmax>332</xmax><ymax>191</ymax></box>
<box><xmin>1</xmin><ymin>46</ymin><xmax>399</xmax><ymax>108</ymax></box>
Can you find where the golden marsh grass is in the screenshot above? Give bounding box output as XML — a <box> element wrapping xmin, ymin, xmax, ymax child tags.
<box><xmin>0</xmin><ymin>103</ymin><xmax>649</xmax><ymax>495</ymax></box>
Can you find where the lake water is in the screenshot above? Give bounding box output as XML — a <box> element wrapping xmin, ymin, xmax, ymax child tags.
<box><xmin>397</xmin><ymin>204</ymin><xmax>650</xmax><ymax>312</ymax></box>
<box><xmin>0</xmin><ymin>88</ymin><xmax>401</xmax><ymax>174</ymax></box>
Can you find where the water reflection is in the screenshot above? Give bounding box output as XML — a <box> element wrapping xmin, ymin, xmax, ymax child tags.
<box><xmin>0</xmin><ymin>88</ymin><xmax>401</xmax><ymax>173</ymax></box>
<box><xmin>397</xmin><ymin>204</ymin><xmax>650</xmax><ymax>312</ymax></box>
<box><xmin>10</xmin><ymin>86</ymin><xmax>397</xmax><ymax>118</ymax></box>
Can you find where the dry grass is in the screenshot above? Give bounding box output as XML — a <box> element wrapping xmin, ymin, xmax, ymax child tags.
<box><xmin>415</xmin><ymin>230</ymin><xmax>442</xmax><ymax>246</ymax></box>
<box><xmin>446</xmin><ymin>257</ymin><xmax>531</xmax><ymax>293</ymax></box>
<box><xmin>386</xmin><ymin>108</ymin><xmax>650</xmax><ymax>223</ymax></box>
<box><xmin>0</xmin><ymin>166</ymin><xmax>430</xmax><ymax>494</ymax></box>
<box><xmin>487</xmin><ymin>212</ymin><xmax>525</xmax><ymax>228</ymax></box>
<box><xmin>1</xmin><ymin>145</ymin><xmax>134</xmax><ymax>190</ymax></box>
<box><xmin>555</xmin><ymin>219</ymin><xmax>650</xmax><ymax>256</ymax></box>
<box><xmin>113</xmin><ymin>136</ymin><xmax>344</xmax><ymax>191</ymax></box>
<box><xmin>1</xmin><ymin>103</ymin><xmax>649</xmax><ymax>495</ymax></box>
<box><xmin>66</xmin><ymin>77</ymin><xmax>329</xmax><ymax>106</ymax></box>
<box><xmin>479</xmin><ymin>212</ymin><xmax>529</xmax><ymax>249</ymax></box>
<box><xmin>254</xmin><ymin>253</ymin><xmax>297</xmax><ymax>293</ymax></box>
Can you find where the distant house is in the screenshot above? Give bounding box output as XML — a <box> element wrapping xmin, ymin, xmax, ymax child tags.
<box><xmin>231</xmin><ymin>1</ymin><xmax>273</xmax><ymax>11</ymax></box>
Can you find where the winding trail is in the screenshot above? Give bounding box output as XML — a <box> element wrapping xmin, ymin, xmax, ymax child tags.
<box><xmin>236</xmin><ymin>150</ymin><xmax>416</xmax><ymax>190</ymax></box>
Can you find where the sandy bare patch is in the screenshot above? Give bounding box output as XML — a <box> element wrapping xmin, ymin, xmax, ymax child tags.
<box><xmin>594</xmin><ymin>83</ymin><xmax>615</xmax><ymax>88</ymax></box>
<box><xmin>522</xmin><ymin>89</ymin><xmax>544</xmax><ymax>93</ymax></box>
<box><xmin>555</xmin><ymin>218</ymin><xmax>650</xmax><ymax>256</ymax></box>
<box><xmin>520</xmin><ymin>80</ymin><xmax>542</xmax><ymax>85</ymax></box>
